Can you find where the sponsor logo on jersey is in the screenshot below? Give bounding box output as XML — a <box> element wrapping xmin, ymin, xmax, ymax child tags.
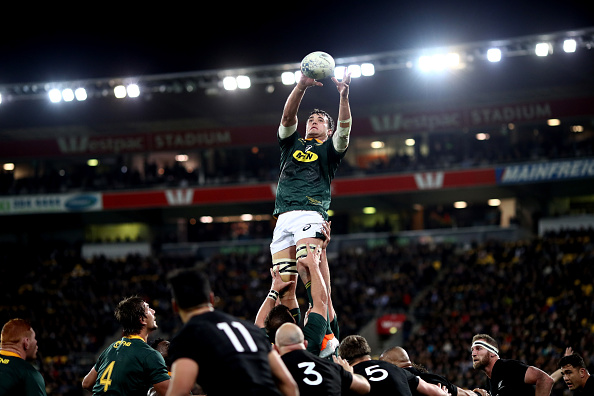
<box><xmin>293</xmin><ymin>150</ymin><xmax>318</xmax><ymax>162</ymax></box>
<box><xmin>113</xmin><ymin>340</ymin><xmax>132</xmax><ymax>348</ymax></box>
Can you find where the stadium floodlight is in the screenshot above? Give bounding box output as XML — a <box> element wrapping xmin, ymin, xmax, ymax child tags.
<box><xmin>75</xmin><ymin>88</ymin><xmax>87</xmax><ymax>101</ymax></box>
<box><xmin>418</xmin><ymin>53</ymin><xmax>459</xmax><ymax>71</ymax></box>
<box><xmin>487</xmin><ymin>48</ymin><xmax>502</xmax><ymax>62</ymax></box>
<box><xmin>223</xmin><ymin>76</ymin><xmax>238</xmax><ymax>90</ymax></box>
<box><xmin>281</xmin><ymin>71</ymin><xmax>296</xmax><ymax>85</ymax></box>
<box><xmin>446</xmin><ymin>52</ymin><xmax>460</xmax><ymax>67</ymax></box>
<box><xmin>563</xmin><ymin>38</ymin><xmax>577</xmax><ymax>53</ymax></box>
<box><xmin>126</xmin><ymin>84</ymin><xmax>140</xmax><ymax>98</ymax></box>
<box><xmin>347</xmin><ymin>64</ymin><xmax>362</xmax><ymax>78</ymax></box>
<box><xmin>405</xmin><ymin>138</ymin><xmax>415</xmax><ymax>146</ymax></box>
<box><xmin>361</xmin><ymin>63</ymin><xmax>375</xmax><ymax>76</ymax></box>
<box><xmin>62</xmin><ymin>88</ymin><xmax>75</xmax><ymax>102</ymax></box>
<box><xmin>48</xmin><ymin>88</ymin><xmax>62</xmax><ymax>103</ymax></box>
<box><xmin>334</xmin><ymin>66</ymin><xmax>347</xmax><ymax>78</ymax></box>
<box><xmin>535</xmin><ymin>42</ymin><xmax>551</xmax><ymax>56</ymax></box>
<box><xmin>114</xmin><ymin>85</ymin><xmax>127</xmax><ymax>98</ymax></box>
<box><xmin>236</xmin><ymin>75</ymin><xmax>251</xmax><ymax>89</ymax></box>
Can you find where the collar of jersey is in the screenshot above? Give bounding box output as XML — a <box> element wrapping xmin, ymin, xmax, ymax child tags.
<box><xmin>0</xmin><ymin>350</ymin><xmax>22</xmax><ymax>358</ymax></box>
<box><xmin>305</xmin><ymin>138</ymin><xmax>323</xmax><ymax>144</ymax></box>
<box><xmin>123</xmin><ymin>335</ymin><xmax>145</xmax><ymax>342</ymax></box>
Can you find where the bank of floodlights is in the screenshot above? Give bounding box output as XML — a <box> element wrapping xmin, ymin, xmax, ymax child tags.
<box><xmin>0</xmin><ymin>27</ymin><xmax>592</xmax><ymax>105</ymax></box>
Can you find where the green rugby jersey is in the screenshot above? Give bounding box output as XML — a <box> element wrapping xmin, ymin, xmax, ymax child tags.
<box><xmin>0</xmin><ymin>350</ymin><xmax>47</xmax><ymax>396</ymax></box>
<box><xmin>92</xmin><ymin>336</ymin><xmax>169</xmax><ymax>396</ymax></box>
<box><xmin>274</xmin><ymin>132</ymin><xmax>347</xmax><ymax>220</ymax></box>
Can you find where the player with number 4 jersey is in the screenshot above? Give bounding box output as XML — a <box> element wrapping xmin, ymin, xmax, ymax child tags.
<box><xmin>82</xmin><ymin>296</ymin><xmax>170</xmax><ymax>396</ymax></box>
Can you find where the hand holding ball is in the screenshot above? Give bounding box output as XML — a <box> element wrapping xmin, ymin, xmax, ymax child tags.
<box><xmin>300</xmin><ymin>51</ymin><xmax>335</xmax><ymax>80</ymax></box>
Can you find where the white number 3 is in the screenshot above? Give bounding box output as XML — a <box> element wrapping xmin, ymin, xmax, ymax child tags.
<box><xmin>298</xmin><ymin>362</ymin><xmax>323</xmax><ymax>385</ymax></box>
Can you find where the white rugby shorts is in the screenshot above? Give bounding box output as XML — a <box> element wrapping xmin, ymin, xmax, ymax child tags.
<box><xmin>270</xmin><ymin>210</ymin><xmax>325</xmax><ymax>255</ymax></box>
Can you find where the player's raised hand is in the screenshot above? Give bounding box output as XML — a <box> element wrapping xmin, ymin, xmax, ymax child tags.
<box><xmin>270</xmin><ymin>266</ymin><xmax>294</xmax><ymax>293</ymax></box>
<box><xmin>332</xmin><ymin>68</ymin><xmax>351</xmax><ymax>98</ymax></box>
<box><xmin>298</xmin><ymin>71</ymin><xmax>324</xmax><ymax>89</ymax></box>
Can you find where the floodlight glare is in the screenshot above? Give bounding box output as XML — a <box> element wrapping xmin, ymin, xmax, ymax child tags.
<box><xmin>446</xmin><ymin>53</ymin><xmax>460</xmax><ymax>67</ymax></box>
<box><xmin>347</xmin><ymin>65</ymin><xmax>362</xmax><ymax>78</ymax></box>
<box><xmin>487</xmin><ymin>48</ymin><xmax>502</xmax><ymax>62</ymax></box>
<box><xmin>223</xmin><ymin>76</ymin><xmax>237</xmax><ymax>90</ymax></box>
<box><xmin>281</xmin><ymin>71</ymin><xmax>296</xmax><ymax>85</ymax></box>
<box><xmin>62</xmin><ymin>88</ymin><xmax>75</xmax><ymax>102</ymax></box>
<box><xmin>563</xmin><ymin>39</ymin><xmax>577</xmax><ymax>53</ymax></box>
<box><xmin>361</xmin><ymin>63</ymin><xmax>375</xmax><ymax>76</ymax></box>
<box><xmin>236</xmin><ymin>75</ymin><xmax>251</xmax><ymax>89</ymax></box>
<box><xmin>334</xmin><ymin>66</ymin><xmax>347</xmax><ymax>78</ymax></box>
<box><xmin>126</xmin><ymin>84</ymin><xmax>140</xmax><ymax>98</ymax></box>
<box><xmin>48</xmin><ymin>88</ymin><xmax>62</xmax><ymax>103</ymax></box>
<box><xmin>75</xmin><ymin>88</ymin><xmax>87</xmax><ymax>101</ymax></box>
<box><xmin>535</xmin><ymin>42</ymin><xmax>550</xmax><ymax>56</ymax></box>
<box><xmin>114</xmin><ymin>85</ymin><xmax>127</xmax><ymax>98</ymax></box>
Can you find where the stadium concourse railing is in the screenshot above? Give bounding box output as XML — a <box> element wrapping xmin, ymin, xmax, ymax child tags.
<box><xmin>158</xmin><ymin>225</ymin><xmax>529</xmax><ymax>260</ymax></box>
<box><xmin>79</xmin><ymin>224</ymin><xmax>529</xmax><ymax>261</ymax></box>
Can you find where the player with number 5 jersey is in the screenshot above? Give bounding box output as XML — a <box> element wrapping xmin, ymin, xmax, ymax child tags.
<box><xmin>82</xmin><ymin>296</ymin><xmax>170</xmax><ymax>396</ymax></box>
<box><xmin>165</xmin><ymin>267</ymin><xmax>298</xmax><ymax>396</ymax></box>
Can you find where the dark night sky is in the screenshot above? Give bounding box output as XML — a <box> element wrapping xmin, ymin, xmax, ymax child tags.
<box><xmin>1</xmin><ymin>0</ymin><xmax>592</xmax><ymax>85</ymax></box>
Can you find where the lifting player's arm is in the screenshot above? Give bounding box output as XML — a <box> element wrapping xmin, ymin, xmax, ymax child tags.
<box><xmin>255</xmin><ymin>267</ymin><xmax>296</xmax><ymax>328</ymax></box>
<box><xmin>297</xmin><ymin>245</ymin><xmax>328</xmax><ymax>317</ymax></box>
<box><xmin>279</xmin><ymin>73</ymin><xmax>322</xmax><ymax>131</ymax></box>
<box><xmin>331</xmin><ymin>69</ymin><xmax>352</xmax><ymax>152</ymax></box>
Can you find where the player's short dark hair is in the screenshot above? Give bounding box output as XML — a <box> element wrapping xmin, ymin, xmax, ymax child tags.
<box><xmin>167</xmin><ymin>267</ymin><xmax>211</xmax><ymax>309</ymax></box>
<box><xmin>310</xmin><ymin>109</ymin><xmax>335</xmax><ymax>132</ymax></box>
<box><xmin>264</xmin><ymin>305</ymin><xmax>296</xmax><ymax>343</ymax></box>
<box><xmin>558</xmin><ymin>353</ymin><xmax>587</xmax><ymax>369</ymax></box>
<box><xmin>338</xmin><ymin>335</ymin><xmax>372</xmax><ymax>363</ymax></box>
<box><xmin>115</xmin><ymin>296</ymin><xmax>147</xmax><ymax>336</ymax></box>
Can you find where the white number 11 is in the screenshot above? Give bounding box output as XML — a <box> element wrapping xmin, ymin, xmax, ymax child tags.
<box><xmin>217</xmin><ymin>321</ymin><xmax>258</xmax><ymax>352</ymax></box>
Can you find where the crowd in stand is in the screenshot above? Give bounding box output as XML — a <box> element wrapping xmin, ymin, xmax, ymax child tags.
<box><xmin>1</xmin><ymin>227</ymin><xmax>592</xmax><ymax>395</ymax></box>
<box><xmin>1</xmin><ymin>123</ymin><xmax>592</xmax><ymax>196</ymax></box>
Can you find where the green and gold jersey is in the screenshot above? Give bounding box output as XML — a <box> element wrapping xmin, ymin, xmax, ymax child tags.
<box><xmin>92</xmin><ymin>336</ymin><xmax>169</xmax><ymax>396</ymax></box>
<box><xmin>0</xmin><ymin>350</ymin><xmax>47</xmax><ymax>396</ymax></box>
<box><xmin>274</xmin><ymin>132</ymin><xmax>347</xmax><ymax>220</ymax></box>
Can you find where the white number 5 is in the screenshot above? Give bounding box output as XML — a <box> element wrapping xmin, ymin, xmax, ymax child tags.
<box><xmin>365</xmin><ymin>364</ymin><xmax>388</xmax><ymax>381</ymax></box>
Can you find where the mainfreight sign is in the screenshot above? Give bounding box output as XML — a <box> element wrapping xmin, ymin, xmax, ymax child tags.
<box><xmin>497</xmin><ymin>159</ymin><xmax>594</xmax><ymax>184</ymax></box>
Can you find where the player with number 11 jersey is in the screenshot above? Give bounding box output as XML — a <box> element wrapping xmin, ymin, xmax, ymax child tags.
<box><xmin>168</xmin><ymin>310</ymin><xmax>282</xmax><ymax>395</ymax></box>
